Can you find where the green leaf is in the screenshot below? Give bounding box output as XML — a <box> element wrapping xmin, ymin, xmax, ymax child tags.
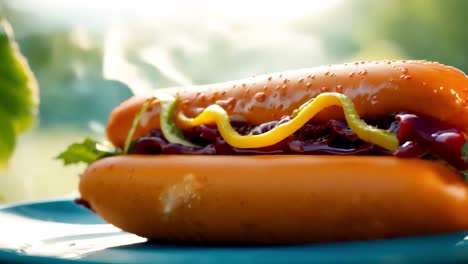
<box><xmin>159</xmin><ymin>96</ymin><xmax>198</xmax><ymax>148</ymax></box>
<box><xmin>0</xmin><ymin>19</ymin><xmax>38</xmax><ymax>166</ymax></box>
<box><xmin>56</xmin><ymin>138</ymin><xmax>118</xmax><ymax>165</ymax></box>
<box><xmin>462</xmin><ymin>141</ymin><xmax>468</xmax><ymax>162</ymax></box>
<box><xmin>459</xmin><ymin>141</ymin><xmax>468</xmax><ymax>180</ymax></box>
<box><xmin>122</xmin><ymin>95</ymin><xmax>198</xmax><ymax>154</ymax></box>
<box><xmin>461</xmin><ymin>170</ymin><xmax>468</xmax><ymax>181</ymax></box>
<box><xmin>0</xmin><ymin>109</ymin><xmax>15</xmax><ymax>170</ymax></box>
<box><xmin>123</xmin><ymin>97</ymin><xmax>156</xmax><ymax>154</ymax></box>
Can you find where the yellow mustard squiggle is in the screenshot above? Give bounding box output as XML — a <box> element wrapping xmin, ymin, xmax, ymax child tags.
<box><xmin>177</xmin><ymin>92</ymin><xmax>399</xmax><ymax>151</ymax></box>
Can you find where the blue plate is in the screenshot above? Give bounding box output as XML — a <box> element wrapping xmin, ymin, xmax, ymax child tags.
<box><xmin>1</xmin><ymin>199</ymin><xmax>468</xmax><ymax>263</ymax></box>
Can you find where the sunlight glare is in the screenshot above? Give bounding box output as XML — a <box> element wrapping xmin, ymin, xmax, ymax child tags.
<box><xmin>9</xmin><ymin>0</ymin><xmax>343</xmax><ymax>26</ymax></box>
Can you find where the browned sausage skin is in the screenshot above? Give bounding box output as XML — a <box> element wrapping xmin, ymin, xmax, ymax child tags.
<box><xmin>107</xmin><ymin>60</ymin><xmax>468</xmax><ymax>148</ymax></box>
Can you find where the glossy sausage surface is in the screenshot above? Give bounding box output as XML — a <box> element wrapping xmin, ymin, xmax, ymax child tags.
<box><xmin>107</xmin><ymin>60</ymin><xmax>468</xmax><ymax>148</ymax></box>
<box><xmin>80</xmin><ymin>155</ymin><xmax>468</xmax><ymax>243</ymax></box>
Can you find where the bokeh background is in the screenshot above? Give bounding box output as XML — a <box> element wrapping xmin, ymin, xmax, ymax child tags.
<box><xmin>0</xmin><ymin>0</ymin><xmax>467</xmax><ymax>203</ymax></box>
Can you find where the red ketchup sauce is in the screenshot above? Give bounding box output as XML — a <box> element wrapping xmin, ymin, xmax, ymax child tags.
<box><xmin>395</xmin><ymin>114</ymin><xmax>467</xmax><ymax>170</ymax></box>
<box><xmin>132</xmin><ymin>117</ymin><xmax>391</xmax><ymax>156</ymax></box>
<box><xmin>77</xmin><ymin>113</ymin><xmax>468</xmax><ymax>211</ymax></box>
<box><xmin>131</xmin><ymin>113</ymin><xmax>467</xmax><ymax>171</ymax></box>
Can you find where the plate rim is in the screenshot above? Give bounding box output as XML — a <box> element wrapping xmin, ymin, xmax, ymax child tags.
<box><xmin>2</xmin><ymin>199</ymin><xmax>468</xmax><ymax>264</ymax></box>
<box><xmin>0</xmin><ymin>198</ymin><xmax>75</xmax><ymax>211</ymax></box>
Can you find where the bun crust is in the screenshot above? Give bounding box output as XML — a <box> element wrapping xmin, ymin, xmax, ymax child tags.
<box><xmin>80</xmin><ymin>155</ymin><xmax>468</xmax><ymax>243</ymax></box>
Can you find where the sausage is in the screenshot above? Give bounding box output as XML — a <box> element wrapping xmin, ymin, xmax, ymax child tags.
<box><xmin>80</xmin><ymin>60</ymin><xmax>468</xmax><ymax>244</ymax></box>
<box><xmin>80</xmin><ymin>155</ymin><xmax>468</xmax><ymax>243</ymax></box>
<box><xmin>107</xmin><ymin>60</ymin><xmax>468</xmax><ymax>148</ymax></box>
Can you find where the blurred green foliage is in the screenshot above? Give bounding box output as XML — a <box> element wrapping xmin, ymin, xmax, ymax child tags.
<box><xmin>371</xmin><ymin>0</ymin><xmax>468</xmax><ymax>71</ymax></box>
<box><xmin>298</xmin><ymin>0</ymin><xmax>468</xmax><ymax>71</ymax></box>
<box><xmin>18</xmin><ymin>31</ymin><xmax>132</xmax><ymax>128</ymax></box>
<box><xmin>2</xmin><ymin>3</ymin><xmax>132</xmax><ymax>129</ymax></box>
<box><xmin>0</xmin><ymin>19</ymin><xmax>38</xmax><ymax>166</ymax></box>
<box><xmin>1</xmin><ymin>0</ymin><xmax>467</xmax><ymax>130</ymax></box>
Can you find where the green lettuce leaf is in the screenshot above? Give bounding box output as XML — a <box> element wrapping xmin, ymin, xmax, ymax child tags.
<box><xmin>159</xmin><ymin>95</ymin><xmax>198</xmax><ymax>148</ymax></box>
<box><xmin>0</xmin><ymin>19</ymin><xmax>38</xmax><ymax>167</ymax></box>
<box><xmin>123</xmin><ymin>95</ymin><xmax>197</xmax><ymax>153</ymax></box>
<box><xmin>462</xmin><ymin>141</ymin><xmax>468</xmax><ymax>161</ymax></box>
<box><xmin>58</xmin><ymin>94</ymin><xmax>198</xmax><ymax>166</ymax></box>
<box><xmin>460</xmin><ymin>141</ymin><xmax>468</xmax><ymax>180</ymax></box>
<box><xmin>123</xmin><ymin>97</ymin><xmax>156</xmax><ymax>154</ymax></box>
<box><xmin>462</xmin><ymin>171</ymin><xmax>468</xmax><ymax>181</ymax></box>
<box><xmin>56</xmin><ymin>138</ymin><xmax>118</xmax><ymax>165</ymax></box>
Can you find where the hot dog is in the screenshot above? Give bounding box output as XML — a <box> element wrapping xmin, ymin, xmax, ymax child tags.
<box><xmin>61</xmin><ymin>60</ymin><xmax>468</xmax><ymax>244</ymax></box>
<box><xmin>107</xmin><ymin>60</ymin><xmax>468</xmax><ymax>148</ymax></box>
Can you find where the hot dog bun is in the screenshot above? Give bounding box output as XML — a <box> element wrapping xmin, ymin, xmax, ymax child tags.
<box><xmin>78</xmin><ymin>60</ymin><xmax>468</xmax><ymax>244</ymax></box>
<box><xmin>108</xmin><ymin>60</ymin><xmax>468</xmax><ymax>148</ymax></box>
<box><xmin>80</xmin><ymin>155</ymin><xmax>468</xmax><ymax>243</ymax></box>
